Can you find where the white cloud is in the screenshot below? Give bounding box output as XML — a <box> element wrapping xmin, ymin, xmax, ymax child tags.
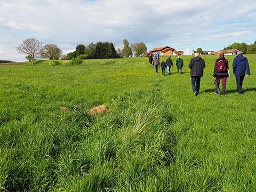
<box><xmin>0</xmin><ymin>0</ymin><xmax>255</xmax><ymax>61</ymax></box>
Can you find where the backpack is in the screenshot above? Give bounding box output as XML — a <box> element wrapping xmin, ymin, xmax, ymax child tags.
<box><xmin>217</xmin><ymin>60</ymin><xmax>227</xmax><ymax>73</ymax></box>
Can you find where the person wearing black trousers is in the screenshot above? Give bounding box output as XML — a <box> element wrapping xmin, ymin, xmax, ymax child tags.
<box><xmin>189</xmin><ymin>53</ymin><xmax>206</xmax><ymax>96</ymax></box>
<box><xmin>232</xmin><ymin>51</ymin><xmax>250</xmax><ymax>94</ymax></box>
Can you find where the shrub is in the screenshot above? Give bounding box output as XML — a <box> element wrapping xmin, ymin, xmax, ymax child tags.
<box><xmin>69</xmin><ymin>57</ymin><xmax>83</xmax><ymax>65</ymax></box>
<box><xmin>52</xmin><ymin>60</ymin><xmax>62</xmax><ymax>66</ymax></box>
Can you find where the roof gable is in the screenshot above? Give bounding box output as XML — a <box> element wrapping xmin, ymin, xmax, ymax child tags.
<box><xmin>149</xmin><ymin>46</ymin><xmax>175</xmax><ymax>53</ymax></box>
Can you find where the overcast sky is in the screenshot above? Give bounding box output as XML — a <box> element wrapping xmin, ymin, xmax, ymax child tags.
<box><xmin>1</xmin><ymin>0</ymin><xmax>256</xmax><ymax>61</ymax></box>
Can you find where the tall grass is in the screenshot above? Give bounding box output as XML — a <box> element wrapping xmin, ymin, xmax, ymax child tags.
<box><xmin>0</xmin><ymin>55</ymin><xmax>256</xmax><ymax>191</ymax></box>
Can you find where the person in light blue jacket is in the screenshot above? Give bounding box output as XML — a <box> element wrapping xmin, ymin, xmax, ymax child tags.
<box><xmin>232</xmin><ymin>51</ymin><xmax>250</xmax><ymax>94</ymax></box>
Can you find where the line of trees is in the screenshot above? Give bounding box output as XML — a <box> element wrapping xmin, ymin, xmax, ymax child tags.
<box><xmin>66</xmin><ymin>39</ymin><xmax>147</xmax><ymax>60</ymax></box>
<box><xmin>17</xmin><ymin>37</ymin><xmax>148</xmax><ymax>63</ymax></box>
<box><xmin>66</xmin><ymin>42</ymin><xmax>119</xmax><ymax>60</ymax></box>
<box><xmin>0</xmin><ymin>60</ymin><xmax>13</xmax><ymax>63</ymax></box>
<box><xmin>195</xmin><ymin>41</ymin><xmax>256</xmax><ymax>55</ymax></box>
<box><xmin>224</xmin><ymin>41</ymin><xmax>256</xmax><ymax>54</ymax></box>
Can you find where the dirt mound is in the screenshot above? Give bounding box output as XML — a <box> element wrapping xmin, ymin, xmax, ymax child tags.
<box><xmin>86</xmin><ymin>104</ymin><xmax>110</xmax><ymax>115</ymax></box>
<box><xmin>60</xmin><ymin>104</ymin><xmax>110</xmax><ymax>115</ymax></box>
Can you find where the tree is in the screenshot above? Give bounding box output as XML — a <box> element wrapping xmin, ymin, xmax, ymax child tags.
<box><xmin>67</xmin><ymin>51</ymin><xmax>77</xmax><ymax>59</ymax></box>
<box><xmin>224</xmin><ymin>42</ymin><xmax>248</xmax><ymax>53</ymax></box>
<box><xmin>94</xmin><ymin>42</ymin><xmax>119</xmax><ymax>59</ymax></box>
<box><xmin>84</xmin><ymin>43</ymin><xmax>96</xmax><ymax>59</ymax></box>
<box><xmin>196</xmin><ymin>48</ymin><xmax>203</xmax><ymax>54</ymax></box>
<box><xmin>17</xmin><ymin>38</ymin><xmax>43</xmax><ymax>64</ymax></box>
<box><xmin>131</xmin><ymin>42</ymin><xmax>147</xmax><ymax>57</ymax></box>
<box><xmin>76</xmin><ymin>44</ymin><xmax>85</xmax><ymax>55</ymax></box>
<box><xmin>247</xmin><ymin>42</ymin><xmax>256</xmax><ymax>54</ymax></box>
<box><xmin>122</xmin><ymin>39</ymin><xmax>132</xmax><ymax>57</ymax></box>
<box><xmin>40</xmin><ymin>44</ymin><xmax>62</xmax><ymax>60</ymax></box>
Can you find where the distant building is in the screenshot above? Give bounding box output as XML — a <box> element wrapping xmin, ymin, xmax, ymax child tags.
<box><xmin>193</xmin><ymin>50</ymin><xmax>214</xmax><ymax>55</ymax></box>
<box><xmin>212</xmin><ymin>49</ymin><xmax>239</xmax><ymax>55</ymax></box>
<box><xmin>149</xmin><ymin>46</ymin><xmax>176</xmax><ymax>56</ymax></box>
<box><xmin>202</xmin><ymin>51</ymin><xmax>214</xmax><ymax>55</ymax></box>
<box><xmin>224</xmin><ymin>49</ymin><xmax>239</xmax><ymax>55</ymax></box>
<box><xmin>174</xmin><ymin>50</ymin><xmax>184</xmax><ymax>55</ymax></box>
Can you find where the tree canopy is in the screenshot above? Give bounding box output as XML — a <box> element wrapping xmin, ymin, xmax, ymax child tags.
<box><xmin>94</xmin><ymin>42</ymin><xmax>119</xmax><ymax>59</ymax></box>
<box><xmin>17</xmin><ymin>38</ymin><xmax>43</xmax><ymax>64</ymax></box>
<box><xmin>122</xmin><ymin>39</ymin><xmax>132</xmax><ymax>57</ymax></box>
<box><xmin>224</xmin><ymin>42</ymin><xmax>247</xmax><ymax>53</ymax></box>
<box><xmin>247</xmin><ymin>42</ymin><xmax>256</xmax><ymax>54</ymax></box>
<box><xmin>84</xmin><ymin>43</ymin><xmax>96</xmax><ymax>59</ymax></box>
<box><xmin>76</xmin><ymin>44</ymin><xmax>85</xmax><ymax>55</ymax></box>
<box><xmin>196</xmin><ymin>48</ymin><xmax>203</xmax><ymax>54</ymax></box>
<box><xmin>40</xmin><ymin>44</ymin><xmax>62</xmax><ymax>60</ymax></box>
<box><xmin>131</xmin><ymin>42</ymin><xmax>147</xmax><ymax>57</ymax></box>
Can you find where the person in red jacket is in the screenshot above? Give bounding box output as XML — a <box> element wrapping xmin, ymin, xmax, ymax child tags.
<box><xmin>213</xmin><ymin>51</ymin><xmax>229</xmax><ymax>95</ymax></box>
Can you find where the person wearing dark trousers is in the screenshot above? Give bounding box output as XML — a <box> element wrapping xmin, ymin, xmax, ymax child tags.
<box><xmin>213</xmin><ymin>51</ymin><xmax>229</xmax><ymax>95</ymax></box>
<box><xmin>176</xmin><ymin>55</ymin><xmax>184</xmax><ymax>74</ymax></box>
<box><xmin>232</xmin><ymin>51</ymin><xmax>250</xmax><ymax>94</ymax></box>
<box><xmin>189</xmin><ymin>53</ymin><xmax>206</xmax><ymax>96</ymax></box>
<box><xmin>165</xmin><ymin>56</ymin><xmax>173</xmax><ymax>75</ymax></box>
<box><xmin>153</xmin><ymin>56</ymin><xmax>159</xmax><ymax>73</ymax></box>
<box><xmin>148</xmin><ymin>53</ymin><xmax>153</xmax><ymax>65</ymax></box>
<box><xmin>161</xmin><ymin>59</ymin><xmax>166</xmax><ymax>76</ymax></box>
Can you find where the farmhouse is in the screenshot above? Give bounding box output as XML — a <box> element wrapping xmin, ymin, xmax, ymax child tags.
<box><xmin>193</xmin><ymin>50</ymin><xmax>214</xmax><ymax>55</ymax></box>
<box><xmin>212</xmin><ymin>49</ymin><xmax>239</xmax><ymax>55</ymax></box>
<box><xmin>149</xmin><ymin>46</ymin><xmax>177</xmax><ymax>56</ymax></box>
<box><xmin>224</xmin><ymin>49</ymin><xmax>239</xmax><ymax>55</ymax></box>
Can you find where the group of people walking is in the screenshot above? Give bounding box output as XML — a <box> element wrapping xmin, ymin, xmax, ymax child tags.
<box><xmin>148</xmin><ymin>51</ymin><xmax>251</xmax><ymax>96</ymax></box>
<box><xmin>189</xmin><ymin>51</ymin><xmax>250</xmax><ymax>96</ymax></box>
<box><xmin>148</xmin><ymin>53</ymin><xmax>184</xmax><ymax>76</ymax></box>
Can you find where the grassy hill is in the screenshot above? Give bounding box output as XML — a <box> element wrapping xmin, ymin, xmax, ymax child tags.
<box><xmin>0</xmin><ymin>55</ymin><xmax>256</xmax><ymax>191</ymax></box>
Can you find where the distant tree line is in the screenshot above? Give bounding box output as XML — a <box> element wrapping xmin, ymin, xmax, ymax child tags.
<box><xmin>196</xmin><ymin>41</ymin><xmax>256</xmax><ymax>55</ymax></box>
<box><xmin>66</xmin><ymin>39</ymin><xmax>147</xmax><ymax>60</ymax></box>
<box><xmin>0</xmin><ymin>60</ymin><xmax>13</xmax><ymax>63</ymax></box>
<box><xmin>17</xmin><ymin>38</ymin><xmax>148</xmax><ymax>64</ymax></box>
<box><xmin>224</xmin><ymin>41</ymin><xmax>256</xmax><ymax>54</ymax></box>
<box><xmin>66</xmin><ymin>42</ymin><xmax>120</xmax><ymax>60</ymax></box>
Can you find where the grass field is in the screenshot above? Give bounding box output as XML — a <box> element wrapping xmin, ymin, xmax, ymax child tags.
<box><xmin>0</xmin><ymin>54</ymin><xmax>256</xmax><ymax>191</ymax></box>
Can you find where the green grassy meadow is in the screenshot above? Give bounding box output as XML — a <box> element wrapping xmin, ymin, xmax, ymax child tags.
<box><xmin>0</xmin><ymin>55</ymin><xmax>256</xmax><ymax>191</ymax></box>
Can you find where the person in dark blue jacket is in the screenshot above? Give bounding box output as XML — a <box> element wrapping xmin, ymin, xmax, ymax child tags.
<box><xmin>232</xmin><ymin>51</ymin><xmax>250</xmax><ymax>94</ymax></box>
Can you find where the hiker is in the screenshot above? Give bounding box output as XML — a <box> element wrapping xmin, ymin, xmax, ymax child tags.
<box><xmin>155</xmin><ymin>52</ymin><xmax>160</xmax><ymax>60</ymax></box>
<box><xmin>148</xmin><ymin>53</ymin><xmax>153</xmax><ymax>65</ymax></box>
<box><xmin>232</xmin><ymin>51</ymin><xmax>250</xmax><ymax>94</ymax></box>
<box><xmin>213</xmin><ymin>51</ymin><xmax>229</xmax><ymax>95</ymax></box>
<box><xmin>165</xmin><ymin>56</ymin><xmax>173</xmax><ymax>75</ymax></box>
<box><xmin>189</xmin><ymin>52</ymin><xmax>206</xmax><ymax>96</ymax></box>
<box><xmin>161</xmin><ymin>59</ymin><xmax>166</xmax><ymax>76</ymax></box>
<box><xmin>153</xmin><ymin>56</ymin><xmax>160</xmax><ymax>73</ymax></box>
<box><xmin>176</xmin><ymin>55</ymin><xmax>184</xmax><ymax>74</ymax></box>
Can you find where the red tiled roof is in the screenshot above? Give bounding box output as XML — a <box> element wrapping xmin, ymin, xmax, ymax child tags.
<box><xmin>212</xmin><ymin>49</ymin><xmax>238</xmax><ymax>55</ymax></box>
<box><xmin>149</xmin><ymin>46</ymin><xmax>175</xmax><ymax>53</ymax></box>
<box><xmin>224</xmin><ymin>49</ymin><xmax>237</xmax><ymax>53</ymax></box>
<box><xmin>211</xmin><ymin>51</ymin><xmax>220</xmax><ymax>55</ymax></box>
